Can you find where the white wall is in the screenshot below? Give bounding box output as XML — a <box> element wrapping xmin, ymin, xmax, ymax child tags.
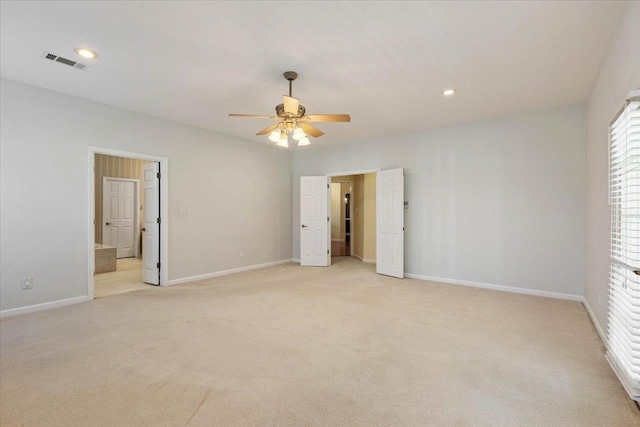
<box><xmin>585</xmin><ymin>2</ymin><xmax>640</xmax><ymax>330</ymax></box>
<box><xmin>293</xmin><ymin>104</ymin><xmax>586</xmax><ymax>297</ymax></box>
<box><xmin>0</xmin><ymin>79</ymin><xmax>292</xmax><ymax>312</ymax></box>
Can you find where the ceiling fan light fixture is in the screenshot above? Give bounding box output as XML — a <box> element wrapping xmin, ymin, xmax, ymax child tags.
<box><xmin>276</xmin><ymin>131</ymin><xmax>289</xmax><ymax>147</ymax></box>
<box><xmin>442</xmin><ymin>88</ymin><xmax>456</xmax><ymax>96</ymax></box>
<box><xmin>268</xmin><ymin>129</ymin><xmax>281</xmax><ymax>143</ymax></box>
<box><xmin>297</xmin><ymin>137</ymin><xmax>311</xmax><ymax>147</ymax></box>
<box><xmin>292</xmin><ymin>127</ymin><xmax>306</xmax><ymax>141</ymax></box>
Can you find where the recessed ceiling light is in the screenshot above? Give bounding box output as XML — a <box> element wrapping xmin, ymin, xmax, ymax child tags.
<box><xmin>74</xmin><ymin>48</ymin><xmax>98</xmax><ymax>59</ymax></box>
<box><xmin>442</xmin><ymin>88</ymin><xmax>456</xmax><ymax>96</ymax></box>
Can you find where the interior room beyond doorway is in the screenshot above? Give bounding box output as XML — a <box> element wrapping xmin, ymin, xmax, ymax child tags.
<box><xmin>330</xmin><ymin>173</ymin><xmax>376</xmax><ymax>263</ymax></box>
<box><xmin>94</xmin><ymin>153</ymin><xmax>155</xmax><ymax>298</ymax></box>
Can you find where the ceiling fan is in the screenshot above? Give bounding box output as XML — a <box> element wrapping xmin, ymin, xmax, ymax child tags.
<box><xmin>229</xmin><ymin>71</ymin><xmax>350</xmax><ymax>147</ymax></box>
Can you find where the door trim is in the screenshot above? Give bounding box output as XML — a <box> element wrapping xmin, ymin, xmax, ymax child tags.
<box><xmin>327</xmin><ymin>169</ymin><xmax>380</xmax><ymax>177</ymax></box>
<box><xmin>88</xmin><ymin>146</ymin><xmax>169</xmax><ymax>300</ymax></box>
<box><xmin>102</xmin><ymin>177</ymin><xmax>140</xmax><ymax>258</ymax></box>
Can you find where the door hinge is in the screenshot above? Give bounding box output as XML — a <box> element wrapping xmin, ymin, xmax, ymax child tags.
<box><xmin>327</xmin><ymin>184</ymin><xmax>329</xmax><ymax>189</ymax></box>
<box><xmin>157</xmin><ymin>262</ymin><xmax>161</xmax><ymax>269</ymax></box>
<box><xmin>157</xmin><ymin>172</ymin><xmax>161</xmax><ymax>179</ymax></box>
<box><xmin>327</xmin><ymin>216</ymin><xmax>329</xmax><ymax>221</ymax></box>
<box><xmin>327</xmin><ymin>249</ymin><xmax>329</xmax><ymax>254</ymax></box>
<box><xmin>157</xmin><ymin>217</ymin><xmax>161</xmax><ymax>224</ymax></box>
<box><xmin>93</xmin><ymin>219</ymin><xmax>95</xmax><ymax>225</ymax></box>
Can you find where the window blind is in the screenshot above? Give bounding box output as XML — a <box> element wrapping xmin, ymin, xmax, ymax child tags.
<box><xmin>608</xmin><ymin>93</ymin><xmax>640</xmax><ymax>400</ymax></box>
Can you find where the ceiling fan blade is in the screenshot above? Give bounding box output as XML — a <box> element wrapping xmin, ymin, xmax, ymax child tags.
<box><xmin>229</xmin><ymin>114</ymin><xmax>279</xmax><ymax>119</ymax></box>
<box><xmin>256</xmin><ymin>123</ymin><xmax>280</xmax><ymax>136</ymax></box>
<box><xmin>299</xmin><ymin>122</ymin><xmax>324</xmax><ymax>138</ymax></box>
<box><xmin>305</xmin><ymin>114</ymin><xmax>351</xmax><ymax>122</ymax></box>
<box><xmin>283</xmin><ymin>96</ymin><xmax>300</xmax><ymax>114</ymax></box>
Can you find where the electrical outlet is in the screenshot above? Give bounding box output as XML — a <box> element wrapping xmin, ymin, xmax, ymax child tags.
<box><xmin>239</xmin><ymin>250</ymin><xmax>245</xmax><ymax>258</ymax></box>
<box><xmin>180</xmin><ymin>205</ymin><xmax>187</xmax><ymax>214</ymax></box>
<box><xmin>438</xmin><ymin>258</ymin><xmax>444</xmax><ymax>266</ymax></box>
<box><xmin>22</xmin><ymin>277</ymin><xmax>33</xmax><ymax>290</ymax></box>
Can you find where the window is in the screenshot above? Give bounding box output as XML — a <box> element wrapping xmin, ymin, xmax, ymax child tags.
<box><xmin>608</xmin><ymin>90</ymin><xmax>640</xmax><ymax>400</ymax></box>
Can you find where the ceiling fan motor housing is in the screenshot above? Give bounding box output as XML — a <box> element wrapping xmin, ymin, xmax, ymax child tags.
<box><xmin>276</xmin><ymin>103</ymin><xmax>306</xmax><ymax>118</ymax></box>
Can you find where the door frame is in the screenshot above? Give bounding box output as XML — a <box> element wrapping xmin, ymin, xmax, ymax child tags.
<box><xmin>102</xmin><ymin>177</ymin><xmax>140</xmax><ymax>258</ymax></box>
<box><xmin>327</xmin><ymin>169</ymin><xmax>379</xmax><ymax>259</ymax></box>
<box><xmin>88</xmin><ymin>146</ymin><xmax>169</xmax><ymax>299</ymax></box>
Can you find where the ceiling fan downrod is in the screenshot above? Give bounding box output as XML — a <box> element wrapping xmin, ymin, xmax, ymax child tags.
<box><xmin>284</xmin><ymin>71</ymin><xmax>297</xmax><ymax>97</ymax></box>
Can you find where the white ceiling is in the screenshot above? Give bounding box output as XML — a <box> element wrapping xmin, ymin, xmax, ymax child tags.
<box><xmin>0</xmin><ymin>1</ymin><xmax>627</xmax><ymax>147</ymax></box>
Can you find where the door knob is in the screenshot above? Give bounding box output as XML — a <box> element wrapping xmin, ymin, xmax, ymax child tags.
<box><xmin>301</xmin><ymin>224</ymin><xmax>307</xmax><ymax>228</ymax></box>
<box><xmin>105</xmin><ymin>222</ymin><xmax>112</xmax><ymax>225</ymax></box>
<box><xmin>142</xmin><ymin>227</ymin><xmax>146</xmax><ymax>232</ymax></box>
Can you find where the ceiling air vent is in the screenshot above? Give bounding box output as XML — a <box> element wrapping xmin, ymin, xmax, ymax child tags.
<box><xmin>41</xmin><ymin>52</ymin><xmax>88</xmax><ymax>71</ymax></box>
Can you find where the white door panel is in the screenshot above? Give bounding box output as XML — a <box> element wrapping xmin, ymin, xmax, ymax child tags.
<box><xmin>376</xmin><ymin>168</ymin><xmax>404</xmax><ymax>278</ymax></box>
<box><xmin>102</xmin><ymin>178</ymin><xmax>137</xmax><ymax>258</ymax></box>
<box><xmin>300</xmin><ymin>176</ymin><xmax>330</xmax><ymax>267</ymax></box>
<box><xmin>142</xmin><ymin>163</ymin><xmax>160</xmax><ymax>285</ymax></box>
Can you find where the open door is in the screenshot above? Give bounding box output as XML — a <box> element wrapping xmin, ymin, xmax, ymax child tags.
<box><xmin>376</xmin><ymin>168</ymin><xmax>404</xmax><ymax>278</ymax></box>
<box><xmin>300</xmin><ymin>176</ymin><xmax>330</xmax><ymax>266</ymax></box>
<box><xmin>142</xmin><ymin>162</ymin><xmax>160</xmax><ymax>285</ymax></box>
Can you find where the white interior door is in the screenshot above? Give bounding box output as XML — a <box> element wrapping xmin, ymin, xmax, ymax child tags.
<box><xmin>142</xmin><ymin>162</ymin><xmax>160</xmax><ymax>285</ymax></box>
<box><xmin>103</xmin><ymin>178</ymin><xmax>138</xmax><ymax>258</ymax></box>
<box><xmin>300</xmin><ymin>176</ymin><xmax>330</xmax><ymax>267</ymax></box>
<box><xmin>376</xmin><ymin>168</ymin><xmax>404</xmax><ymax>278</ymax></box>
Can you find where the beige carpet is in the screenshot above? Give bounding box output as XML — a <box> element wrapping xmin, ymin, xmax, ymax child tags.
<box><xmin>1</xmin><ymin>258</ymin><xmax>638</xmax><ymax>426</ymax></box>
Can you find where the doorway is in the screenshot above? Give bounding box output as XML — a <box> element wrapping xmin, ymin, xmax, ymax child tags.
<box><xmin>330</xmin><ymin>180</ymin><xmax>353</xmax><ymax>256</ymax></box>
<box><xmin>88</xmin><ymin>147</ymin><xmax>169</xmax><ymax>299</ymax></box>
<box><xmin>300</xmin><ymin>168</ymin><xmax>404</xmax><ymax>278</ymax></box>
<box><xmin>330</xmin><ymin>173</ymin><xmax>377</xmax><ymax>263</ymax></box>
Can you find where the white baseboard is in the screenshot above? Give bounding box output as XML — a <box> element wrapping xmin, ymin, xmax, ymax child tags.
<box><xmin>582</xmin><ymin>297</ymin><xmax>607</xmax><ymax>347</ymax></box>
<box><xmin>353</xmin><ymin>253</ymin><xmax>363</xmax><ymax>261</ymax></box>
<box><xmin>331</xmin><ymin>238</ymin><xmax>345</xmax><ymax>242</ymax></box>
<box><xmin>363</xmin><ymin>258</ymin><xmax>376</xmax><ymax>264</ymax></box>
<box><xmin>606</xmin><ymin>353</ymin><xmax>640</xmax><ymax>402</ymax></box>
<box><xmin>167</xmin><ymin>259</ymin><xmax>294</xmax><ymax>286</ymax></box>
<box><xmin>584</xmin><ymin>300</ymin><xmax>639</xmax><ymax>402</ymax></box>
<box><xmin>0</xmin><ymin>295</ymin><xmax>92</xmax><ymax>318</ymax></box>
<box><xmin>404</xmin><ymin>273</ymin><xmax>583</xmax><ymax>301</ymax></box>
<box><xmin>292</xmin><ymin>258</ymin><xmax>300</xmax><ymax>263</ymax></box>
